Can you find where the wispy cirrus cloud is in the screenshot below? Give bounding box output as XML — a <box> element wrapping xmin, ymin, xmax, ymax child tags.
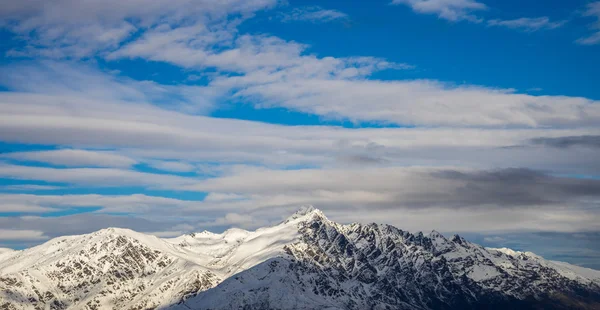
<box><xmin>1</xmin><ymin>185</ymin><xmax>64</xmax><ymax>191</ymax></box>
<box><xmin>0</xmin><ymin>193</ymin><xmax>210</xmax><ymax>216</ymax></box>
<box><xmin>108</xmin><ymin>29</ymin><xmax>405</xmax><ymax>79</ymax></box>
<box><xmin>529</xmin><ymin>135</ymin><xmax>600</xmax><ymax>149</ymax></box>
<box><xmin>0</xmin><ymin>164</ymin><xmax>196</xmax><ymax>189</ymax></box>
<box><xmin>577</xmin><ymin>1</ymin><xmax>600</xmax><ymax>45</ymax></box>
<box><xmin>391</xmin><ymin>0</ymin><xmax>487</xmax><ymax>22</ymax></box>
<box><xmin>1</xmin><ymin>149</ymin><xmax>137</xmax><ymax>168</ymax></box>
<box><xmin>278</xmin><ymin>6</ymin><xmax>349</xmax><ymax>23</ymax></box>
<box><xmin>0</xmin><ymin>229</ymin><xmax>48</xmax><ymax>241</ymax></box>
<box><xmin>487</xmin><ymin>17</ymin><xmax>566</xmax><ymax>32</ymax></box>
<box><xmin>391</xmin><ymin>1</ymin><xmax>570</xmax><ymax>37</ymax></box>
<box><xmin>0</xmin><ymin>0</ymin><xmax>280</xmax><ymax>58</ymax></box>
<box><xmin>0</xmin><ymin>203</ymin><xmax>55</xmax><ymax>213</ymax></box>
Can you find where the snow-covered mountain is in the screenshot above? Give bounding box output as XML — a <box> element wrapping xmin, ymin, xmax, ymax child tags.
<box><xmin>1</xmin><ymin>206</ymin><xmax>599</xmax><ymax>310</ymax></box>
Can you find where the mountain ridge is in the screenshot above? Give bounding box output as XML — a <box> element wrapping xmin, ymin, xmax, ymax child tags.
<box><xmin>1</xmin><ymin>207</ymin><xmax>599</xmax><ymax>309</ymax></box>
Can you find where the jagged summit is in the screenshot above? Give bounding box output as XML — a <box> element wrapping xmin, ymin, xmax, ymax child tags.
<box><xmin>489</xmin><ymin>247</ymin><xmax>540</xmax><ymax>259</ymax></box>
<box><xmin>429</xmin><ymin>230</ymin><xmax>444</xmax><ymax>238</ymax></box>
<box><xmin>283</xmin><ymin>205</ymin><xmax>327</xmax><ymax>223</ymax></box>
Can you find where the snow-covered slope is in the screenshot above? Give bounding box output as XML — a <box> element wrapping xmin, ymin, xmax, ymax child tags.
<box><xmin>1</xmin><ymin>206</ymin><xmax>599</xmax><ymax>310</ymax></box>
<box><xmin>0</xmin><ymin>228</ymin><xmax>220</xmax><ymax>309</ymax></box>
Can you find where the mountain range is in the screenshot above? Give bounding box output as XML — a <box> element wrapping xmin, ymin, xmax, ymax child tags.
<box><xmin>1</xmin><ymin>206</ymin><xmax>599</xmax><ymax>309</ymax></box>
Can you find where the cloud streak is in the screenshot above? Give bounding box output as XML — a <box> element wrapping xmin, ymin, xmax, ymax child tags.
<box><xmin>391</xmin><ymin>0</ymin><xmax>486</xmax><ymax>22</ymax></box>
<box><xmin>487</xmin><ymin>17</ymin><xmax>566</xmax><ymax>32</ymax></box>
<box><xmin>529</xmin><ymin>135</ymin><xmax>600</xmax><ymax>149</ymax></box>
<box><xmin>278</xmin><ymin>6</ymin><xmax>348</xmax><ymax>23</ymax></box>
<box><xmin>0</xmin><ymin>229</ymin><xmax>48</xmax><ymax>241</ymax></box>
<box><xmin>0</xmin><ymin>0</ymin><xmax>279</xmax><ymax>58</ymax></box>
<box><xmin>2</xmin><ymin>149</ymin><xmax>137</xmax><ymax>168</ymax></box>
<box><xmin>0</xmin><ymin>164</ymin><xmax>195</xmax><ymax>189</ymax></box>
<box><xmin>577</xmin><ymin>2</ymin><xmax>600</xmax><ymax>45</ymax></box>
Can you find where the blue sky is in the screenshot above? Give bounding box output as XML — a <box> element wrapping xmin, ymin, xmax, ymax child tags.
<box><xmin>0</xmin><ymin>0</ymin><xmax>599</xmax><ymax>269</ymax></box>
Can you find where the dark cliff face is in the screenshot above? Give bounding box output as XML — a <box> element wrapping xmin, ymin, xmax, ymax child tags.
<box><xmin>182</xmin><ymin>213</ymin><xmax>600</xmax><ymax>310</ymax></box>
<box><xmin>296</xmin><ymin>216</ymin><xmax>600</xmax><ymax>310</ymax></box>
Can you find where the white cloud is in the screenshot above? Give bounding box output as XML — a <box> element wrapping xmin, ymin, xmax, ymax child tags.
<box><xmin>1</xmin><ymin>165</ymin><xmax>599</xmax><ymax>234</ymax></box>
<box><xmin>9</xmin><ymin>28</ymin><xmax>600</xmax><ymax>130</ymax></box>
<box><xmin>391</xmin><ymin>0</ymin><xmax>486</xmax><ymax>22</ymax></box>
<box><xmin>278</xmin><ymin>6</ymin><xmax>348</xmax><ymax>23</ymax></box>
<box><xmin>10</xmin><ymin>60</ymin><xmax>596</xmax><ymax>130</ymax></box>
<box><xmin>577</xmin><ymin>2</ymin><xmax>600</xmax><ymax>45</ymax></box>
<box><xmin>0</xmin><ymin>61</ymin><xmax>219</xmax><ymax>113</ymax></box>
<box><xmin>144</xmin><ymin>230</ymin><xmax>187</xmax><ymax>238</ymax></box>
<box><xmin>0</xmin><ymin>193</ymin><xmax>210</xmax><ymax>218</ymax></box>
<box><xmin>578</xmin><ymin>32</ymin><xmax>600</xmax><ymax>45</ymax></box>
<box><xmin>2</xmin><ymin>149</ymin><xmax>137</xmax><ymax>168</ymax></box>
<box><xmin>0</xmin><ymin>229</ymin><xmax>49</xmax><ymax>241</ymax></box>
<box><xmin>1</xmin><ymin>185</ymin><xmax>64</xmax><ymax>191</ymax></box>
<box><xmin>1</xmin><ymin>63</ymin><xmax>599</xmax><ymax>176</ymax></box>
<box><xmin>0</xmin><ymin>164</ymin><xmax>195</xmax><ymax>189</ymax></box>
<box><xmin>212</xmin><ymin>213</ymin><xmax>262</xmax><ymax>228</ymax></box>
<box><xmin>204</xmin><ymin>193</ymin><xmax>247</xmax><ymax>202</ymax></box>
<box><xmin>487</xmin><ymin>17</ymin><xmax>566</xmax><ymax>32</ymax></box>
<box><xmin>527</xmin><ymin>88</ymin><xmax>543</xmax><ymax>92</ymax></box>
<box><xmin>0</xmin><ymin>213</ymin><xmax>193</xmax><ymax>244</ymax></box>
<box><xmin>109</xmin><ymin>28</ymin><xmax>404</xmax><ymax>76</ymax></box>
<box><xmin>0</xmin><ymin>0</ymin><xmax>279</xmax><ymax>58</ymax></box>
<box><xmin>0</xmin><ymin>203</ymin><xmax>54</xmax><ymax>213</ymax></box>
<box><xmin>180</xmin><ymin>167</ymin><xmax>600</xmax><ymax>210</ymax></box>
<box><xmin>483</xmin><ymin>236</ymin><xmax>507</xmax><ymax>243</ymax></box>
<box><xmin>225</xmin><ymin>77</ymin><xmax>600</xmax><ymax>128</ymax></box>
<box><xmin>325</xmin><ymin>205</ymin><xmax>600</xmax><ymax>233</ymax></box>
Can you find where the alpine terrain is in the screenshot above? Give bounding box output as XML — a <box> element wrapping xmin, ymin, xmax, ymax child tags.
<box><xmin>1</xmin><ymin>206</ymin><xmax>599</xmax><ymax>310</ymax></box>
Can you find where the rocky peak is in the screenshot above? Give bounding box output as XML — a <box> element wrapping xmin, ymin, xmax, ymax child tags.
<box><xmin>283</xmin><ymin>205</ymin><xmax>327</xmax><ymax>223</ymax></box>
<box><xmin>451</xmin><ymin>234</ymin><xmax>466</xmax><ymax>244</ymax></box>
<box><xmin>429</xmin><ymin>230</ymin><xmax>444</xmax><ymax>239</ymax></box>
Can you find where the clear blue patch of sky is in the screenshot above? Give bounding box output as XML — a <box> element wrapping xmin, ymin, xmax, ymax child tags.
<box><xmin>133</xmin><ymin>162</ymin><xmax>200</xmax><ymax>177</ymax></box>
<box><xmin>99</xmin><ymin>58</ymin><xmax>210</xmax><ymax>86</ymax></box>
<box><xmin>0</xmin><ymin>30</ymin><xmax>25</xmax><ymax>65</ymax></box>
<box><xmin>0</xmin><ymin>141</ymin><xmax>59</xmax><ymax>153</ymax></box>
<box><xmin>210</xmin><ymin>103</ymin><xmax>407</xmax><ymax>128</ymax></box>
<box><xmin>552</xmin><ymin>173</ymin><xmax>600</xmax><ymax>180</ymax></box>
